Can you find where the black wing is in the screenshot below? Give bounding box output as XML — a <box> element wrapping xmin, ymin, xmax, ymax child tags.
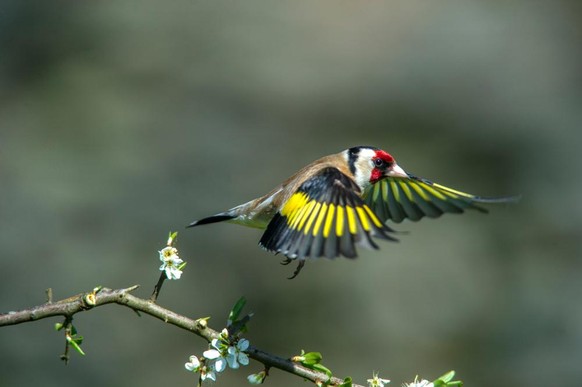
<box><xmin>259</xmin><ymin>167</ymin><xmax>397</xmax><ymax>260</ymax></box>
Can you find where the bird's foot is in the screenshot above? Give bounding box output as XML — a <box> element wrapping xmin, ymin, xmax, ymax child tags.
<box><xmin>287</xmin><ymin>260</ymin><xmax>305</xmax><ymax>280</ymax></box>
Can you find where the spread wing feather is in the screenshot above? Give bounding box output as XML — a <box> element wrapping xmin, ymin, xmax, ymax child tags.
<box><xmin>364</xmin><ymin>175</ymin><xmax>519</xmax><ymax>223</ymax></box>
<box><xmin>260</xmin><ymin>167</ymin><xmax>397</xmax><ymax>260</ymax></box>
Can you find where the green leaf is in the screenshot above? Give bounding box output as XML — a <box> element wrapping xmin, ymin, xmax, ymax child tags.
<box><xmin>438</xmin><ymin>370</ymin><xmax>455</xmax><ymax>383</ymax></box>
<box><xmin>300</xmin><ymin>351</ymin><xmax>323</xmax><ymax>365</ymax></box>
<box><xmin>296</xmin><ymin>352</ymin><xmax>332</xmax><ymax>378</ymax></box>
<box><xmin>54</xmin><ymin>323</ymin><xmax>64</xmax><ymax>331</ymax></box>
<box><xmin>339</xmin><ymin>377</ymin><xmax>352</xmax><ymax>387</ymax></box>
<box><xmin>70</xmin><ymin>325</ymin><xmax>78</xmax><ymax>336</ymax></box>
<box><xmin>228</xmin><ymin>297</ymin><xmax>247</xmax><ymax>326</ymax></box>
<box><xmin>433</xmin><ymin>370</ymin><xmax>462</xmax><ymax>387</ymax></box>
<box><xmin>67</xmin><ymin>336</ymin><xmax>85</xmax><ymax>356</ymax></box>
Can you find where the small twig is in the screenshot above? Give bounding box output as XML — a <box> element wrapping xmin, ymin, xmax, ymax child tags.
<box><xmin>60</xmin><ymin>316</ymin><xmax>73</xmax><ymax>364</ymax></box>
<box><xmin>150</xmin><ymin>272</ymin><xmax>167</xmax><ymax>303</ymax></box>
<box><xmin>46</xmin><ymin>288</ymin><xmax>53</xmax><ymax>303</ymax></box>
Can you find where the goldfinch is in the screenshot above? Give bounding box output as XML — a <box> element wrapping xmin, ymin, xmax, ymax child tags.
<box><xmin>188</xmin><ymin>146</ymin><xmax>517</xmax><ymax>278</ymax></box>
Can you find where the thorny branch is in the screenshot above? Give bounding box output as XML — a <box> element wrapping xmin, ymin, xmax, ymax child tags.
<box><xmin>0</xmin><ymin>286</ymin><xmax>363</xmax><ymax>387</ymax></box>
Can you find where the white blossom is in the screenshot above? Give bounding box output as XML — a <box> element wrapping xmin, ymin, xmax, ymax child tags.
<box><xmin>201</xmin><ymin>366</ymin><xmax>217</xmax><ymax>382</ymax></box>
<box><xmin>368</xmin><ymin>372</ymin><xmax>390</xmax><ymax>387</ymax></box>
<box><xmin>204</xmin><ymin>338</ymin><xmax>227</xmax><ymax>372</ymax></box>
<box><xmin>226</xmin><ymin>338</ymin><xmax>250</xmax><ymax>369</ymax></box>
<box><xmin>403</xmin><ymin>379</ymin><xmax>433</xmax><ymax>387</ymax></box>
<box><xmin>185</xmin><ymin>355</ymin><xmax>201</xmax><ymax>372</ymax></box>
<box><xmin>185</xmin><ymin>355</ymin><xmax>217</xmax><ymax>382</ymax></box>
<box><xmin>247</xmin><ymin>371</ymin><xmax>266</xmax><ymax>384</ymax></box>
<box><xmin>158</xmin><ymin>246</ymin><xmax>183</xmax><ymax>280</ymax></box>
<box><xmin>203</xmin><ymin>350</ymin><xmax>227</xmax><ymax>373</ymax></box>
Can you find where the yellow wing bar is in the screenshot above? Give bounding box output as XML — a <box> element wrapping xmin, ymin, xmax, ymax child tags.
<box><xmin>260</xmin><ymin>167</ymin><xmax>397</xmax><ymax>260</ymax></box>
<box><xmin>281</xmin><ymin>192</ymin><xmax>385</xmax><ymax>237</ymax></box>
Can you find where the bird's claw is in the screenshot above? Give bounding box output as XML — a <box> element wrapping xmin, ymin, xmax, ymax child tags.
<box><xmin>287</xmin><ymin>260</ymin><xmax>305</xmax><ymax>280</ymax></box>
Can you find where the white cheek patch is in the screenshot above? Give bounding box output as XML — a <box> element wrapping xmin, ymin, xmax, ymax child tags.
<box><xmin>353</xmin><ymin>148</ymin><xmax>376</xmax><ymax>190</ymax></box>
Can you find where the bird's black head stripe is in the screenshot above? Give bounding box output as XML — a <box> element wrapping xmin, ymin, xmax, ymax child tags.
<box><xmin>347</xmin><ymin>147</ymin><xmax>359</xmax><ymax>175</ymax></box>
<box><xmin>347</xmin><ymin>146</ymin><xmax>377</xmax><ymax>176</ymax></box>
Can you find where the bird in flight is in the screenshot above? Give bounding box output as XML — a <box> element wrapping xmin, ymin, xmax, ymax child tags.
<box><xmin>188</xmin><ymin>146</ymin><xmax>517</xmax><ymax>278</ymax></box>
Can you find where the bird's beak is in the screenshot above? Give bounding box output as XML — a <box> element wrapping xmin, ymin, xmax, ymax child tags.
<box><xmin>385</xmin><ymin>163</ymin><xmax>408</xmax><ymax>178</ymax></box>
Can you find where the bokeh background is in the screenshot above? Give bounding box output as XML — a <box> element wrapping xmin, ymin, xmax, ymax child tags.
<box><xmin>1</xmin><ymin>1</ymin><xmax>581</xmax><ymax>386</ymax></box>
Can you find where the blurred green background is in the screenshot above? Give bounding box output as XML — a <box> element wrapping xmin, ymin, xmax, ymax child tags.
<box><xmin>1</xmin><ymin>1</ymin><xmax>581</xmax><ymax>386</ymax></box>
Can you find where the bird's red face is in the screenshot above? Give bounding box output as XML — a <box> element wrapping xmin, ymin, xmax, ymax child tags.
<box><xmin>345</xmin><ymin>146</ymin><xmax>409</xmax><ymax>190</ymax></box>
<box><xmin>369</xmin><ymin>149</ymin><xmax>408</xmax><ymax>184</ymax></box>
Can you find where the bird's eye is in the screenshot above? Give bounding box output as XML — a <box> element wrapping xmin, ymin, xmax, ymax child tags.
<box><xmin>373</xmin><ymin>158</ymin><xmax>385</xmax><ymax>168</ymax></box>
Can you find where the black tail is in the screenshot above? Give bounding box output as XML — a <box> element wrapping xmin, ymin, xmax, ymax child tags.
<box><xmin>187</xmin><ymin>215</ymin><xmax>236</xmax><ymax>228</ymax></box>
